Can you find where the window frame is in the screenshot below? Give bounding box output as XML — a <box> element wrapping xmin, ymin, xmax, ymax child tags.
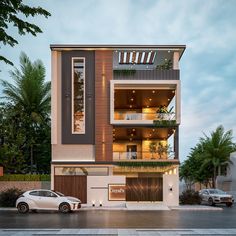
<box><xmin>71</xmin><ymin>57</ymin><xmax>86</xmax><ymax>134</ymax></box>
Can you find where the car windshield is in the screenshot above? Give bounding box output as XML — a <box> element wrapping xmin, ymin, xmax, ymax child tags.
<box><xmin>209</xmin><ymin>189</ymin><xmax>225</xmax><ymax>194</ymax></box>
<box><xmin>52</xmin><ymin>191</ymin><xmax>64</xmax><ymax>196</ymax></box>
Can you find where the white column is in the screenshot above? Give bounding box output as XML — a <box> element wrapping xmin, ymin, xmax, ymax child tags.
<box><xmin>173</xmin><ymin>51</ymin><xmax>180</xmax><ymax>70</ymax></box>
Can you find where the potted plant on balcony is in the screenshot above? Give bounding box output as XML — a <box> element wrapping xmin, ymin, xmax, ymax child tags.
<box><xmin>156</xmin><ymin>142</ymin><xmax>172</xmax><ymax>159</ymax></box>
<box><xmin>149</xmin><ymin>141</ymin><xmax>157</xmax><ymax>159</ymax></box>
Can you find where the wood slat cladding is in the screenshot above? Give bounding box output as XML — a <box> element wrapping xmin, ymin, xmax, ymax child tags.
<box><xmin>126</xmin><ymin>177</ymin><xmax>163</xmax><ymax>201</ymax></box>
<box><xmin>95</xmin><ymin>51</ymin><xmax>113</xmax><ymax>162</ymax></box>
<box><xmin>54</xmin><ymin>176</ymin><xmax>87</xmax><ymax>203</ymax></box>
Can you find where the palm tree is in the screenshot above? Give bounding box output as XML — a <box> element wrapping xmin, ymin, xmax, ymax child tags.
<box><xmin>200</xmin><ymin>125</ymin><xmax>235</xmax><ymax>188</ymax></box>
<box><xmin>1</xmin><ymin>52</ymin><xmax>50</xmax><ymax>173</ymax></box>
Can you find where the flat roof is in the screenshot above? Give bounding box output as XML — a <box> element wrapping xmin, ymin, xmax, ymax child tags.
<box><xmin>50</xmin><ymin>44</ymin><xmax>186</xmax><ymax>59</ymax></box>
<box><xmin>50</xmin><ymin>44</ymin><xmax>185</xmax><ymax>50</ymax></box>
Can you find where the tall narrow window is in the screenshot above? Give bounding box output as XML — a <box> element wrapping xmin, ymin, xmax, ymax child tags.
<box><xmin>72</xmin><ymin>57</ymin><xmax>85</xmax><ymax>134</ymax></box>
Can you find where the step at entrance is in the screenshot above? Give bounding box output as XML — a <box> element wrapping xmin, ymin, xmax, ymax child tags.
<box><xmin>126</xmin><ymin>202</ymin><xmax>170</xmax><ymax>210</ymax></box>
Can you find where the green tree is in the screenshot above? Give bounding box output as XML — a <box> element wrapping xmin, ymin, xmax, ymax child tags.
<box><xmin>1</xmin><ymin>52</ymin><xmax>51</xmax><ymax>173</ymax></box>
<box><xmin>200</xmin><ymin>125</ymin><xmax>235</xmax><ymax>188</ymax></box>
<box><xmin>0</xmin><ymin>0</ymin><xmax>51</xmax><ymax>65</ymax></box>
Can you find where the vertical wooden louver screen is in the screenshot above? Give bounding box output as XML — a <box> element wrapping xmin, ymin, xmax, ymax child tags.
<box><xmin>95</xmin><ymin>51</ymin><xmax>113</xmax><ymax>162</ymax></box>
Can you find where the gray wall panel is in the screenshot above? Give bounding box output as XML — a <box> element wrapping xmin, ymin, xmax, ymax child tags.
<box><xmin>61</xmin><ymin>51</ymin><xmax>95</xmax><ymax>144</ymax></box>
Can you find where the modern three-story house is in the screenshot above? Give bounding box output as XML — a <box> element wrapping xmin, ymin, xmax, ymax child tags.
<box><xmin>50</xmin><ymin>44</ymin><xmax>185</xmax><ymax>206</ymax></box>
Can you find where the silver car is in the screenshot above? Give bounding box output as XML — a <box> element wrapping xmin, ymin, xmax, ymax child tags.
<box><xmin>16</xmin><ymin>189</ymin><xmax>81</xmax><ymax>213</ymax></box>
<box><xmin>199</xmin><ymin>189</ymin><xmax>234</xmax><ymax>207</ymax></box>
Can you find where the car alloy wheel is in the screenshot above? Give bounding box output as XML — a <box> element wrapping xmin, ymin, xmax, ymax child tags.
<box><xmin>226</xmin><ymin>202</ymin><xmax>233</xmax><ymax>207</ymax></box>
<box><xmin>17</xmin><ymin>203</ymin><xmax>29</xmax><ymax>214</ymax></box>
<box><xmin>59</xmin><ymin>203</ymin><xmax>71</xmax><ymax>213</ymax></box>
<box><xmin>208</xmin><ymin>198</ymin><xmax>215</xmax><ymax>206</ymax></box>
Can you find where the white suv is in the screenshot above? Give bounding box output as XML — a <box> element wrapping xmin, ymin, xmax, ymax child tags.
<box><xmin>199</xmin><ymin>189</ymin><xmax>234</xmax><ymax>207</ymax></box>
<box><xmin>16</xmin><ymin>189</ymin><xmax>81</xmax><ymax>213</ymax></box>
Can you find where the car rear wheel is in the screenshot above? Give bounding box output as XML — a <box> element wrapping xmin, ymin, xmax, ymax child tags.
<box><xmin>17</xmin><ymin>203</ymin><xmax>29</xmax><ymax>214</ymax></box>
<box><xmin>208</xmin><ymin>198</ymin><xmax>215</xmax><ymax>206</ymax></box>
<box><xmin>59</xmin><ymin>203</ymin><xmax>71</xmax><ymax>213</ymax></box>
<box><xmin>226</xmin><ymin>202</ymin><xmax>233</xmax><ymax>207</ymax></box>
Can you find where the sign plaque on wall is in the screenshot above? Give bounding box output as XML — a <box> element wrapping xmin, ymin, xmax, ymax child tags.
<box><xmin>108</xmin><ymin>184</ymin><xmax>126</xmax><ymax>201</ymax></box>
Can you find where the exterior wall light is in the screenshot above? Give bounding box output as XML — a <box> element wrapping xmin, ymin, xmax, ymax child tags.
<box><xmin>99</xmin><ymin>201</ymin><xmax>103</xmax><ymax>207</ymax></box>
<box><xmin>169</xmin><ymin>185</ymin><xmax>173</xmax><ymax>192</ymax></box>
<box><xmin>92</xmin><ymin>201</ymin><xmax>95</xmax><ymax>207</ymax></box>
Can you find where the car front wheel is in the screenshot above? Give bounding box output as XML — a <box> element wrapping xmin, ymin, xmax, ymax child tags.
<box><xmin>17</xmin><ymin>203</ymin><xmax>29</xmax><ymax>214</ymax></box>
<box><xmin>59</xmin><ymin>203</ymin><xmax>71</xmax><ymax>213</ymax></box>
<box><xmin>208</xmin><ymin>198</ymin><xmax>215</xmax><ymax>206</ymax></box>
<box><xmin>226</xmin><ymin>202</ymin><xmax>233</xmax><ymax>207</ymax></box>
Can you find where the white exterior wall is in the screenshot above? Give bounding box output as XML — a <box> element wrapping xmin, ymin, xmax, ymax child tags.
<box><xmin>163</xmin><ymin>174</ymin><xmax>179</xmax><ymax>206</ymax></box>
<box><xmin>51</xmin><ymin>51</ymin><xmax>95</xmax><ymax>162</ymax></box>
<box><xmin>87</xmin><ymin>176</ymin><xmax>126</xmax><ymax>207</ymax></box>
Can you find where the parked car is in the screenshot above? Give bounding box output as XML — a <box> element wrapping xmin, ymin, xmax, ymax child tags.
<box><xmin>16</xmin><ymin>189</ymin><xmax>81</xmax><ymax>213</ymax></box>
<box><xmin>199</xmin><ymin>188</ymin><xmax>234</xmax><ymax>207</ymax></box>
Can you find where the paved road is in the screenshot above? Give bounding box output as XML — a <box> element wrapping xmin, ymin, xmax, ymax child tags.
<box><xmin>1</xmin><ymin>228</ymin><xmax>236</xmax><ymax>236</ymax></box>
<box><xmin>0</xmin><ymin>206</ymin><xmax>236</xmax><ymax>229</ymax></box>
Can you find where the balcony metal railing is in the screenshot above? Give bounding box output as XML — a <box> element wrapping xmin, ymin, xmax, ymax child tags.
<box><xmin>113</xmin><ymin>69</ymin><xmax>180</xmax><ymax>80</ymax></box>
<box><xmin>114</xmin><ymin>112</ymin><xmax>175</xmax><ymax>121</ymax></box>
<box><xmin>113</xmin><ymin>151</ymin><xmax>175</xmax><ymax>161</ymax></box>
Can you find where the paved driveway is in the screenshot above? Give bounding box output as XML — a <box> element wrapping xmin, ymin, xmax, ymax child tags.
<box><xmin>0</xmin><ymin>206</ymin><xmax>235</xmax><ymax>229</ymax></box>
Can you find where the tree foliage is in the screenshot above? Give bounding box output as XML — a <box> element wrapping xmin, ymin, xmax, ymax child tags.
<box><xmin>0</xmin><ymin>52</ymin><xmax>51</xmax><ymax>174</ymax></box>
<box><xmin>0</xmin><ymin>0</ymin><xmax>51</xmax><ymax>65</ymax></box>
<box><xmin>180</xmin><ymin>125</ymin><xmax>236</xmax><ymax>189</ymax></box>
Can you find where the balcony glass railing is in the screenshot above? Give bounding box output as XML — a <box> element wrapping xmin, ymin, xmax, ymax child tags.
<box><xmin>113</xmin><ymin>151</ymin><xmax>175</xmax><ymax>160</ymax></box>
<box><xmin>114</xmin><ymin>112</ymin><xmax>175</xmax><ymax>121</ymax></box>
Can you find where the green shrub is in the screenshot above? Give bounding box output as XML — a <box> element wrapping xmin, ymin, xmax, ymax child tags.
<box><xmin>0</xmin><ymin>188</ymin><xmax>23</xmax><ymax>207</ymax></box>
<box><xmin>179</xmin><ymin>189</ymin><xmax>202</xmax><ymax>205</ymax></box>
<box><xmin>0</xmin><ymin>174</ymin><xmax>50</xmax><ymax>181</ymax></box>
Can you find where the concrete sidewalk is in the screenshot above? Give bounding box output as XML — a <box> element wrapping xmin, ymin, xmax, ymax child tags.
<box><xmin>0</xmin><ymin>228</ymin><xmax>236</xmax><ymax>235</ymax></box>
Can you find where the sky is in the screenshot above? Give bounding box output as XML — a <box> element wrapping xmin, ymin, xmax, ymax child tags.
<box><xmin>0</xmin><ymin>0</ymin><xmax>236</xmax><ymax>162</ymax></box>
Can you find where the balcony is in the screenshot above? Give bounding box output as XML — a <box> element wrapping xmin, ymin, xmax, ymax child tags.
<box><xmin>113</xmin><ymin>69</ymin><xmax>179</xmax><ymax>81</ymax></box>
<box><xmin>112</xmin><ymin>127</ymin><xmax>178</xmax><ymax>161</ymax></box>
<box><xmin>114</xmin><ymin>111</ymin><xmax>176</xmax><ymax>125</ymax></box>
<box><xmin>113</xmin><ymin>151</ymin><xmax>175</xmax><ymax>161</ymax></box>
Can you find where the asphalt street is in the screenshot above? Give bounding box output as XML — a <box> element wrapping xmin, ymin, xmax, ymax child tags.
<box><xmin>0</xmin><ymin>205</ymin><xmax>236</xmax><ymax>229</ymax></box>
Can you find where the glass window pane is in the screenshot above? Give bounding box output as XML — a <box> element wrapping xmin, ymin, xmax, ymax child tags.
<box><xmin>72</xmin><ymin>58</ymin><xmax>85</xmax><ymax>134</ymax></box>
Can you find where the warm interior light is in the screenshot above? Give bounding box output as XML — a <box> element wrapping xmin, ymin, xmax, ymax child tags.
<box><xmin>149</xmin><ymin>98</ymin><xmax>152</xmax><ymax>101</ymax></box>
<box><xmin>152</xmin><ymin>90</ymin><xmax>155</xmax><ymax>94</ymax></box>
<box><xmin>132</xmin><ymin>90</ymin><xmax>135</xmax><ymax>93</ymax></box>
<box><xmin>129</xmin><ymin>105</ymin><xmax>132</xmax><ymax>108</ymax></box>
<box><xmin>132</xmin><ymin>128</ymin><xmax>136</xmax><ymax>131</ymax></box>
<box><xmin>152</xmin><ymin>129</ymin><xmax>155</xmax><ymax>132</ymax></box>
<box><xmin>147</xmin><ymin>105</ymin><xmax>149</xmax><ymax>108</ymax></box>
<box><xmin>130</xmin><ymin>138</ymin><xmax>132</xmax><ymax>141</ymax></box>
<box><xmin>131</xmin><ymin>98</ymin><xmax>134</xmax><ymax>101</ymax></box>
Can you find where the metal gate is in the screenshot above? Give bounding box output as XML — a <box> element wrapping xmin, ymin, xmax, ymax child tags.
<box><xmin>54</xmin><ymin>176</ymin><xmax>87</xmax><ymax>203</ymax></box>
<box><xmin>126</xmin><ymin>177</ymin><xmax>163</xmax><ymax>201</ymax></box>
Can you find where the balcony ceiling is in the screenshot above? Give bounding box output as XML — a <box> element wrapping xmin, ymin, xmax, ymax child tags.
<box><xmin>113</xmin><ymin>127</ymin><xmax>175</xmax><ymax>141</ymax></box>
<box><xmin>114</xmin><ymin>89</ymin><xmax>175</xmax><ymax>109</ymax></box>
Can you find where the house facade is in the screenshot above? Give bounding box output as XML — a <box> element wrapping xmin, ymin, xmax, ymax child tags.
<box><xmin>50</xmin><ymin>45</ymin><xmax>185</xmax><ymax>206</ymax></box>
